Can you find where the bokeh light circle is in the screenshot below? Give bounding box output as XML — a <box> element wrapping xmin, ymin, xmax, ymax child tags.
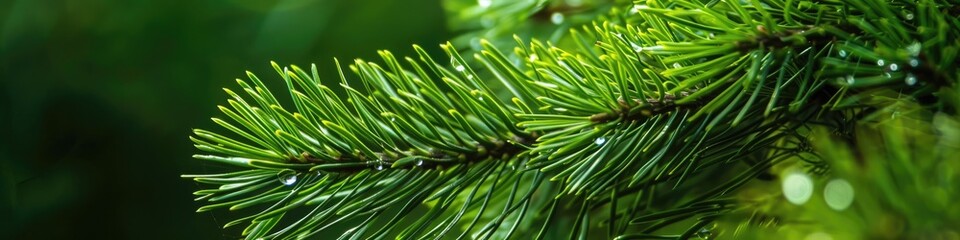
<box><xmin>782</xmin><ymin>172</ymin><xmax>814</xmax><ymax>205</ymax></box>
<box><xmin>824</xmin><ymin>179</ymin><xmax>855</xmax><ymax>211</ymax></box>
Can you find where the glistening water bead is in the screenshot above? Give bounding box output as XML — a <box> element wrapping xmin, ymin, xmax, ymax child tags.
<box><xmin>905</xmin><ymin>73</ymin><xmax>918</xmax><ymax>86</ymax></box>
<box><xmin>478</xmin><ymin>0</ymin><xmax>491</xmax><ymax>8</ymax></box>
<box><xmin>823</xmin><ymin>179</ymin><xmax>855</xmax><ymax>211</ymax></box>
<box><xmin>279</xmin><ymin>172</ymin><xmax>298</xmax><ymax>186</ymax></box>
<box><xmin>907</xmin><ymin>42</ymin><xmax>922</xmax><ymax>56</ymax></box>
<box><xmin>594</xmin><ymin>137</ymin><xmax>606</xmax><ymax>145</ymax></box>
<box><xmin>550</xmin><ymin>12</ymin><xmax>564</xmax><ymax>24</ymax></box>
<box><xmin>782</xmin><ymin>172</ymin><xmax>813</xmax><ymax>205</ymax></box>
<box><xmin>631</xmin><ymin>43</ymin><xmax>643</xmax><ymax>53</ymax></box>
<box><xmin>697</xmin><ymin>228</ymin><xmax>712</xmax><ymax>239</ymax></box>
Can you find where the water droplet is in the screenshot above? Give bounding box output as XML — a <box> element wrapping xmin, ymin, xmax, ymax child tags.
<box><xmin>905</xmin><ymin>13</ymin><xmax>914</xmax><ymax>20</ymax></box>
<box><xmin>884</xmin><ymin>72</ymin><xmax>893</xmax><ymax>78</ymax></box>
<box><xmin>278</xmin><ymin>171</ymin><xmax>298</xmax><ymax>186</ymax></box>
<box><xmin>708</xmin><ymin>32</ymin><xmax>716</xmax><ymax>38</ymax></box>
<box><xmin>876</xmin><ymin>59</ymin><xmax>885</xmax><ymax>66</ymax></box>
<box><xmin>550</xmin><ymin>12</ymin><xmax>564</xmax><ymax>24</ymax></box>
<box><xmin>454</xmin><ymin>64</ymin><xmax>466</xmax><ymax>72</ymax></box>
<box><xmin>846</xmin><ymin>75</ymin><xmax>855</xmax><ymax>85</ymax></box>
<box><xmin>697</xmin><ymin>227</ymin><xmax>712</xmax><ymax>239</ymax></box>
<box><xmin>390</xmin><ymin>117</ymin><xmax>396</xmax><ymax>122</ymax></box>
<box><xmin>478</xmin><ymin>0</ymin><xmax>491</xmax><ymax>8</ymax></box>
<box><xmin>415</xmin><ymin>159</ymin><xmax>424</xmax><ymax>166</ymax></box>
<box><xmin>673</xmin><ymin>63</ymin><xmax>682</xmax><ymax>69</ymax></box>
<box><xmin>838</xmin><ymin>50</ymin><xmax>847</xmax><ymax>57</ymax></box>
<box><xmin>782</xmin><ymin>172</ymin><xmax>813</xmax><ymax>205</ymax></box>
<box><xmin>375</xmin><ymin>164</ymin><xmax>385</xmax><ymax>171</ymax></box>
<box><xmin>905</xmin><ymin>73</ymin><xmax>917</xmax><ymax>86</ymax></box>
<box><xmin>528</xmin><ymin>54</ymin><xmax>538</xmax><ymax>61</ymax></box>
<box><xmin>888</xmin><ymin>63</ymin><xmax>899</xmax><ymax>71</ymax></box>
<box><xmin>631</xmin><ymin>43</ymin><xmax>643</xmax><ymax>52</ymax></box>
<box><xmin>467</xmin><ymin>75</ymin><xmax>475</xmax><ymax>80</ymax></box>
<box><xmin>478</xmin><ymin>96</ymin><xmax>484</xmax><ymax>101</ymax></box>
<box><xmin>594</xmin><ymin>137</ymin><xmax>606</xmax><ymax>145</ymax></box>
<box><xmin>906</xmin><ymin>42</ymin><xmax>922</xmax><ymax>57</ymax></box>
<box><xmin>909</xmin><ymin>58</ymin><xmax>920</xmax><ymax>67</ymax></box>
<box><xmin>823</xmin><ymin>179</ymin><xmax>855</xmax><ymax>211</ymax></box>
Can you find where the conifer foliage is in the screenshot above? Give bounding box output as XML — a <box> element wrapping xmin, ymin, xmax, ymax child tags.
<box><xmin>184</xmin><ymin>0</ymin><xmax>959</xmax><ymax>238</ymax></box>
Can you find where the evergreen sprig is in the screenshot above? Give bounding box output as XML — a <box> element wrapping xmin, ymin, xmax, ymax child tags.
<box><xmin>184</xmin><ymin>0</ymin><xmax>959</xmax><ymax>238</ymax></box>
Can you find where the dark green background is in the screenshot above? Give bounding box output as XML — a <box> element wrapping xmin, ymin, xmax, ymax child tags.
<box><xmin>0</xmin><ymin>0</ymin><xmax>452</xmax><ymax>238</ymax></box>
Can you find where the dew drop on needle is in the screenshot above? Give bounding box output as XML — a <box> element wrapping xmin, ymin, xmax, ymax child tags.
<box><xmin>278</xmin><ymin>172</ymin><xmax>297</xmax><ymax>186</ymax></box>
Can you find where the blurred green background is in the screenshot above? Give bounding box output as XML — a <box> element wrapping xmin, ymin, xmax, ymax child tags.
<box><xmin>0</xmin><ymin>0</ymin><xmax>453</xmax><ymax>238</ymax></box>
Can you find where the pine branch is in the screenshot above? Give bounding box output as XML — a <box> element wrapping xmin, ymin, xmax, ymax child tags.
<box><xmin>183</xmin><ymin>0</ymin><xmax>959</xmax><ymax>238</ymax></box>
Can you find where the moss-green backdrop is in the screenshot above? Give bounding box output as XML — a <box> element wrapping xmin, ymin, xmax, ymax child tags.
<box><xmin>0</xmin><ymin>0</ymin><xmax>453</xmax><ymax>238</ymax></box>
